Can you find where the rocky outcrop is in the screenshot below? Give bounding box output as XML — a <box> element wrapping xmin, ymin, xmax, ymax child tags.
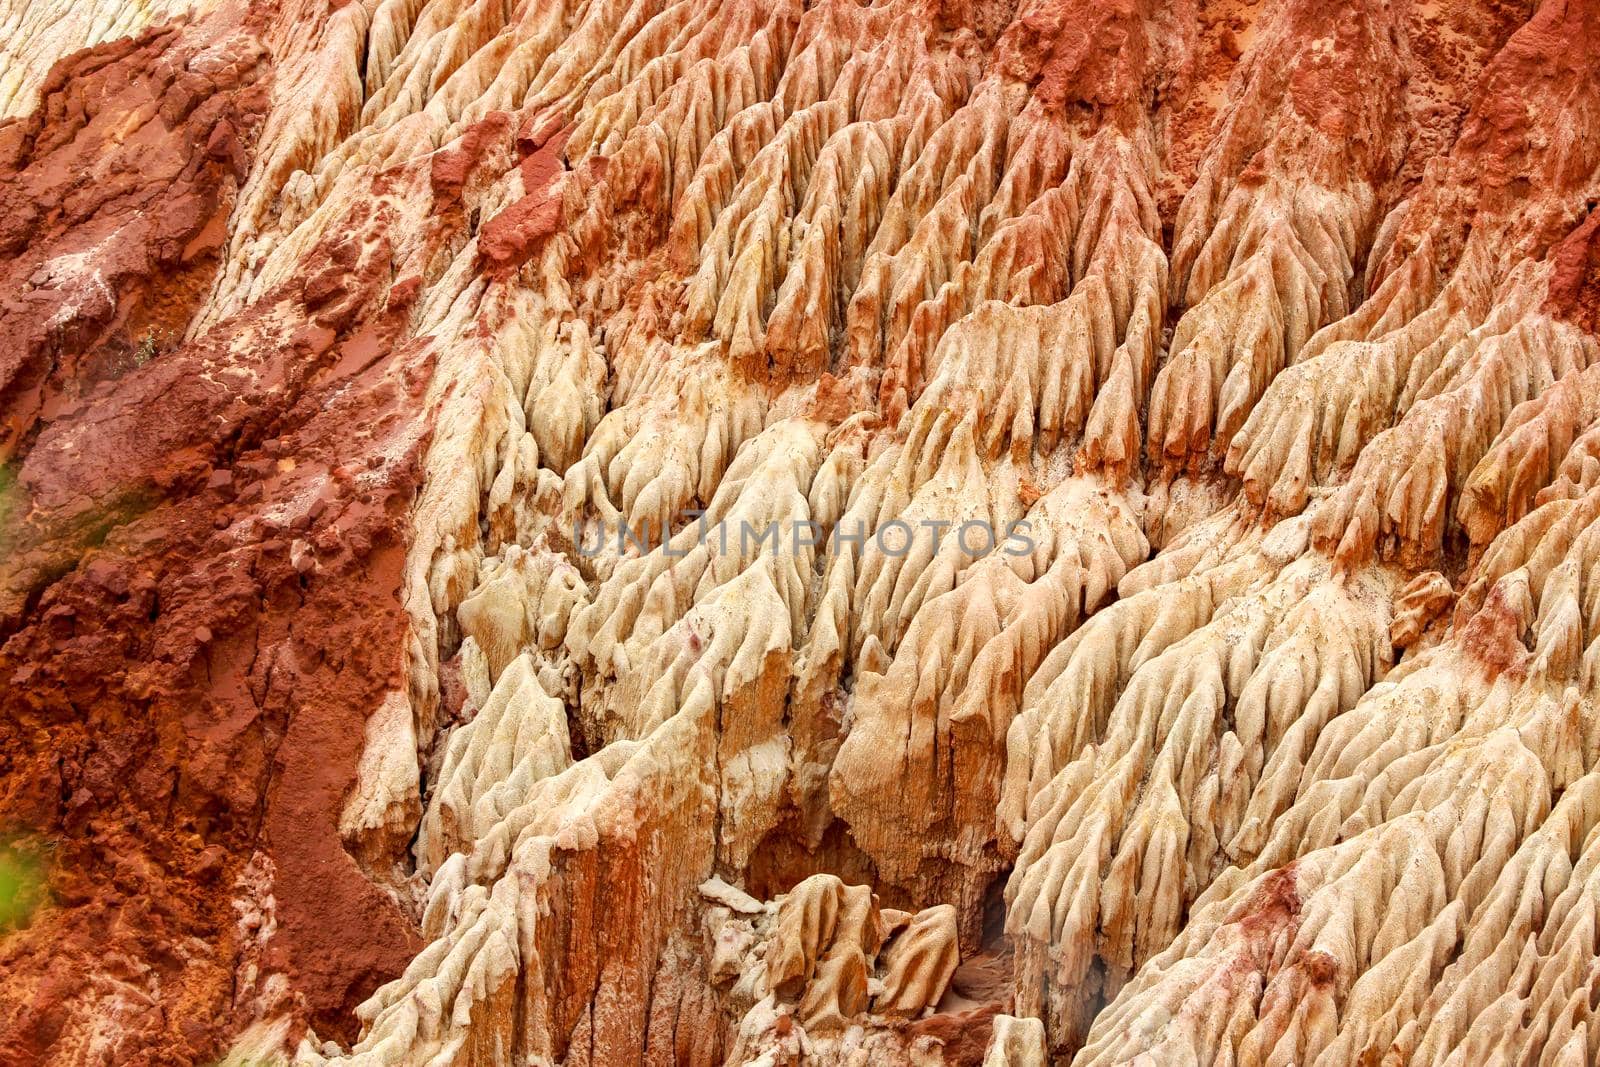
<box><xmin>4</xmin><ymin>0</ymin><xmax>1600</xmax><ymax>1064</ymax></box>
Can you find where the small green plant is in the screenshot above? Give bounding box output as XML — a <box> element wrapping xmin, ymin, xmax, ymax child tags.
<box><xmin>0</xmin><ymin>835</ymin><xmax>47</xmax><ymax>934</ymax></box>
<box><xmin>0</xmin><ymin>463</ymin><xmax>14</xmax><ymax>531</ymax></box>
<box><xmin>133</xmin><ymin>330</ymin><xmax>160</xmax><ymax>367</ymax></box>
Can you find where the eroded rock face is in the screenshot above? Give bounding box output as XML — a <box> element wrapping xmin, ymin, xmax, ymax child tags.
<box><xmin>3</xmin><ymin>0</ymin><xmax>1600</xmax><ymax>1063</ymax></box>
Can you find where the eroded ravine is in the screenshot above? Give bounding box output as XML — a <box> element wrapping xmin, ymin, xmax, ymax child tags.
<box><xmin>3</xmin><ymin>0</ymin><xmax>1600</xmax><ymax>1063</ymax></box>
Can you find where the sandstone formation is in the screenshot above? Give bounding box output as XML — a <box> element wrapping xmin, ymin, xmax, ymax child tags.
<box><xmin>2</xmin><ymin>0</ymin><xmax>1599</xmax><ymax>1064</ymax></box>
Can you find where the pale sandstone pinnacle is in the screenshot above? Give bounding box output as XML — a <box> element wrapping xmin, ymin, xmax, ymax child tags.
<box><xmin>2</xmin><ymin>0</ymin><xmax>1600</xmax><ymax>1064</ymax></box>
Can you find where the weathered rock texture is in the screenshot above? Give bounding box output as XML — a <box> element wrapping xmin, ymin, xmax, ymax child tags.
<box><xmin>2</xmin><ymin>0</ymin><xmax>1599</xmax><ymax>1063</ymax></box>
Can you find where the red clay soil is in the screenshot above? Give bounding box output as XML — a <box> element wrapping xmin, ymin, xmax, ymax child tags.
<box><xmin>0</xmin><ymin>18</ymin><xmax>435</xmax><ymax>1065</ymax></box>
<box><xmin>0</xmin><ymin>18</ymin><xmax>268</xmax><ymax>466</ymax></box>
<box><xmin>1545</xmin><ymin>203</ymin><xmax>1600</xmax><ymax>334</ymax></box>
